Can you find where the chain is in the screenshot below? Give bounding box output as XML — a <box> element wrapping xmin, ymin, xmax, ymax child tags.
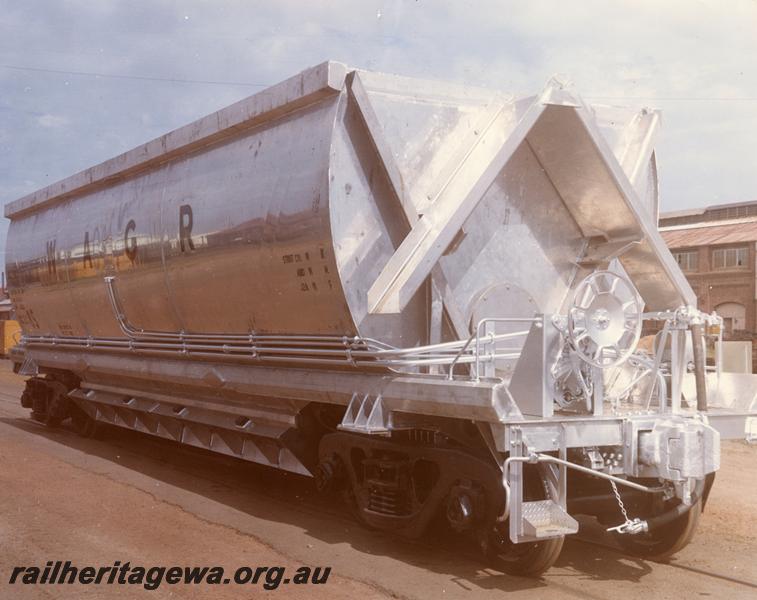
<box><xmin>607</xmin><ymin>479</ymin><xmax>647</xmax><ymax>535</ymax></box>
<box><xmin>610</xmin><ymin>480</ymin><xmax>629</xmax><ymax>522</ymax></box>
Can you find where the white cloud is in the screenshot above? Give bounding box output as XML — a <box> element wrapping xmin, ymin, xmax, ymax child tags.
<box><xmin>36</xmin><ymin>113</ymin><xmax>69</xmax><ymax>128</ymax></box>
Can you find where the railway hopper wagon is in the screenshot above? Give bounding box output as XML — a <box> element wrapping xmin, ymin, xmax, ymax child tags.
<box><xmin>6</xmin><ymin>62</ymin><xmax>757</xmax><ymax>575</ymax></box>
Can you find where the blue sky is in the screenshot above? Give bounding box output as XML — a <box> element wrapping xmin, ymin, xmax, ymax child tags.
<box><xmin>2</xmin><ymin>0</ymin><xmax>757</xmax><ymax>268</ymax></box>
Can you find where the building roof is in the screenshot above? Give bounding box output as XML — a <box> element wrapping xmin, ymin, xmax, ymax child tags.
<box><xmin>660</xmin><ymin>218</ymin><xmax>757</xmax><ymax>248</ymax></box>
<box><xmin>659</xmin><ymin>208</ymin><xmax>706</xmax><ymax>220</ymax></box>
<box><xmin>659</xmin><ymin>199</ymin><xmax>757</xmax><ymax>228</ymax></box>
<box><xmin>659</xmin><ymin>199</ymin><xmax>757</xmax><ymax>220</ymax></box>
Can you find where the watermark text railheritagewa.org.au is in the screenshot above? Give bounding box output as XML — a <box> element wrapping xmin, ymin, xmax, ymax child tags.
<box><xmin>8</xmin><ymin>561</ymin><xmax>331</xmax><ymax>591</ymax></box>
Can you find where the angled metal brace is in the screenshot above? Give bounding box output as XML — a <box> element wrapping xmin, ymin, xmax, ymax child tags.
<box><xmin>366</xmin><ymin>90</ymin><xmax>549</xmax><ymax>315</ymax></box>
<box><xmin>348</xmin><ymin>72</ymin><xmax>470</xmax><ymax>336</ymax></box>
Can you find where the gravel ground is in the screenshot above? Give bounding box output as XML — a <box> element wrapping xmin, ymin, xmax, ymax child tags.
<box><xmin>0</xmin><ymin>361</ymin><xmax>754</xmax><ymax>599</ymax></box>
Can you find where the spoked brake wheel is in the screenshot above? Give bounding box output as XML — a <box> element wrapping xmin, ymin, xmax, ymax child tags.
<box><xmin>568</xmin><ymin>270</ymin><xmax>643</xmax><ymax>369</ymax></box>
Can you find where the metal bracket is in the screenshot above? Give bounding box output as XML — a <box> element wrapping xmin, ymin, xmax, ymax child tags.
<box><xmin>508</xmin><ymin>316</ymin><xmax>561</xmax><ymax>417</ymax></box>
<box><xmin>506</xmin><ymin>425</ymin><xmax>578</xmax><ymax>543</ymax></box>
<box><xmin>18</xmin><ymin>355</ymin><xmax>39</xmax><ymax>376</ymax></box>
<box><xmin>338</xmin><ymin>393</ymin><xmax>391</xmax><ymax>436</ymax></box>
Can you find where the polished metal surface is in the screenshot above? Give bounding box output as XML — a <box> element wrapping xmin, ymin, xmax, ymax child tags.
<box><xmin>7</xmin><ymin>87</ymin><xmax>350</xmax><ymax>339</ymax></box>
<box><xmin>5</xmin><ymin>61</ymin><xmax>685</xmax><ymax>352</ymax></box>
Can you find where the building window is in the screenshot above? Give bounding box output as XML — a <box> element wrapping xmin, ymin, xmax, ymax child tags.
<box><xmin>715</xmin><ymin>302</ymin><xmax>746</xmax><ymax>335</ymax></box>
<box><xmin>712</xmin><ymin>246</ymin><xmax>748</xmax><ymax>269</ymax></box>
<box><xmin>673</xmin><ymin>250</ymin><xmax>698</xmax><ymax>271</ymax></box>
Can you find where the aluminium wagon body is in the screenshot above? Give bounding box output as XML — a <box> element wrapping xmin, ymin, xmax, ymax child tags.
<box><xmin>6</xmin><ymin>61</ymin><xmax>757</xmax><ymax>575</ymax></box>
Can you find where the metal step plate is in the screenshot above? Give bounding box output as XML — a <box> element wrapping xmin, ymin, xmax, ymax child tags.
<box><xmin>522</xmin><ymin>500</ymin><xmax>579</xmax><ymax>539</ymax></box>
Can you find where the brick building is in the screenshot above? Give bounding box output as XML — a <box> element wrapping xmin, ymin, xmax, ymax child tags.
<box><xmin>659</xmin><ymin>201</ymin><xmax>757</xmax><ymax>363</ymax></box>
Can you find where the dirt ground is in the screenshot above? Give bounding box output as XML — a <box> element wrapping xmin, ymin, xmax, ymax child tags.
<box><xmin>0</xmin><ymin>360</ymin><xmax>755</xmax><ymax>599</ymax></box>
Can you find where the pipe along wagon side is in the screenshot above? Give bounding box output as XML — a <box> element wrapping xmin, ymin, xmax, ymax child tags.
<box><xmin>6</xmin><ymin>62</ymin><xmax>757</xmax><ymax>576</ymax></box>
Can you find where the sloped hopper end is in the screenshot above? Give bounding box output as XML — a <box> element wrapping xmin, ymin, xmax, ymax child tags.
<box><xmin>357</xmin><ymin>80</ymin><xmax>694</xmax><ymax>325</ymax></box>
<box><xmin>527</xmin><ymin>106</ymin><xmax>643</xmax><ymax>241</ymax></box>
<box><xmin>526</xmin><ymin>104</ymin><xmax>693</xmax><ymax>311</ymax></box>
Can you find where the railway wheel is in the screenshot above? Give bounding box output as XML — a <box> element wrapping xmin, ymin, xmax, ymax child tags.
<box><xmin>485</xmin><ymin>464</ymin><xmax>565</xmax><ymax>577</ymax></box>
<box><xmin>486</xmin><ymin>524</ymin><xmax>565</xmax><ymax>577</ymax></box>
<box><xmin>30</xmin><ymin>409</ymin><xmax>50</xmax><ymax>424</ymax></box>
<box><xmin>28</xmin><ymin>380</ymin><xmax>67</xmax><ymax>428</ymax></box>
<box><xmin>70</xmin><ymin>404</ymin><xmax>99</xmax><ymax>438</ymax></box>
<box><xmin>613</xmin><ymin>500</ymin><xmax>701</xmax><ymax>562</ymax></box>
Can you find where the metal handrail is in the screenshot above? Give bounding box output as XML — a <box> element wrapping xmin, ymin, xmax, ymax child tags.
<box><xmin>22</xmin><ymin>332</ymin><xmax>526</xmax><ymax>370</ymax></box>
<box><xmin>447</xmin><ymin>316</ymin><xmax>536</xmax><ymax>381</ymax></box>
<box><xmin>94</xmin><ymin>276</ymin><xmax>535</xmax><ymax>372</ymax></box>
<box><xmin>474</xmin><ymin>317</ymin><xmax>538</xmax><ymax>380</ymax></box>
